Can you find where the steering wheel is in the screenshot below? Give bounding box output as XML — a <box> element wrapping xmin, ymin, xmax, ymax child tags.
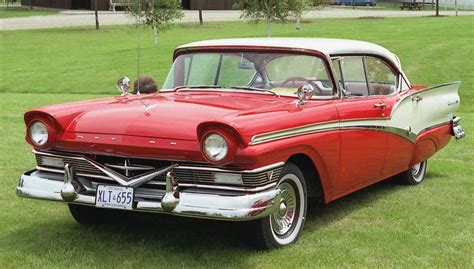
<box><xmin>280</xmin><ymin>77</ymin><xmax>323</xmax><ymax>94</ymax></box>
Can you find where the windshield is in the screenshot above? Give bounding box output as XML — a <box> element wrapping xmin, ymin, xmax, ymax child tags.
<box><xmin>162</xmin><ymin>52</ymin><xmax>335</xmax><ymax>97</ymax></box>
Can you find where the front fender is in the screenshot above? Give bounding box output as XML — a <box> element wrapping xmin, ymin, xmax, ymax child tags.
<box><xmin>237</xmin><ymin>130</ymin><xmax>340</xmax><ymax>203</ymax></box>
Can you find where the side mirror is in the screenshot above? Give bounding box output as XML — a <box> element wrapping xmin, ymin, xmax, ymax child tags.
<box><xmin>295</xmin><ymin>84</ymin><xmax>314</xmax><ymax>105</ymax></box>
<box><xmin>116</xmin><ymin>76</ymin><xmax>131</xmax><ymax>95</ymax></box>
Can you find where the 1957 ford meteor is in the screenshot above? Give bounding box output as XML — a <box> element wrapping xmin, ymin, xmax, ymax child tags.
<box><xmin>17</xmin><ymin>38</ymin><xmax>465</xmax><ymax>248</ymax></box>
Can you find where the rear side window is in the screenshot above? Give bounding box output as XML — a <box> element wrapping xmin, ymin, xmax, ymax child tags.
<box><xmin>335</xmin><ymin>56</ymin><xmax>369</xmax><ymax>96</ymax></box>
<box><xmin>365</xmin><ymin>57</ymin><xmax>397</xmax><ymax>95</ymax></box>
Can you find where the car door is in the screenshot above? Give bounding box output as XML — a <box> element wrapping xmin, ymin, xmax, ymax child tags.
<box><xmin>332</xmin><ymin>56</ymin><xmax>387</xmax><ymax>193</ymax></box>
<box><xmin>364</xmin><ymin>56</ymin><xmax>420</xmax><ymax>177</ymax></box>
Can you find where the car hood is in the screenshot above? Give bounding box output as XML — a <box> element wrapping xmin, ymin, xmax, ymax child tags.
<box><xmin>34</xmin><ymin>91</ymin><xmax>290</xmax><ymax>141</ymax></box>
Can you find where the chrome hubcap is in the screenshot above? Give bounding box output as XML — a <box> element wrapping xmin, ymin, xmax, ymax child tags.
<box><xmin>271</xmin><ymin>182</ymin><xmax>297</xmax><ymax>236</ymax></box>
<box><xmin>412</xmin><ymin>163</ymin><xmax>421</xmax><ymax>177</ymax></box>
<box><xmin>278</xmin><ymin>201</ymin><xmax>288</xmax><ymax>217</ymax></box>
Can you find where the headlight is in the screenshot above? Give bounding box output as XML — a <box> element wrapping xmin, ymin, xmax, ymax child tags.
<box><xmin>29</xmin><ymin>121</ymin><xmax>49</xmax><ymax>147</ymax></box>
<box><xmin>203</xmin><ymin>133</ymin><xmax>228</xmax><ymax>162</ymax></box>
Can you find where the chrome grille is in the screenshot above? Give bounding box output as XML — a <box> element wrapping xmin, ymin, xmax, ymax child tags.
<box><xmin>35</xmin><ymin>151</ymin><xmax>283</xmax><ymax>189</ymax></box>
<box><xmin>36</xmin><ymin>154</ymin><xmax>102</xmax><ymax>175</ymax></box>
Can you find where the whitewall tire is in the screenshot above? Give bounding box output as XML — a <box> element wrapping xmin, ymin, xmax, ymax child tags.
<box><xmin>249</xmin><ymin>163</ymin><xmax>307</xmax><ymax>249</ymax></box>
<box><xmin>397</xmin><ymin>160</ymin><xmax>428</xmax><ymax>185</ymax></box>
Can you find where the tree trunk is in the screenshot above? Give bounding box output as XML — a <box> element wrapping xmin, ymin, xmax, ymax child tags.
<box><xmin>199</xmin><ymin>0</ymin><xmax>203</xmax><ymax>25</ymax></box>
<box><xmin>296</xmin><ymin>16</ymin><xmax>301</xmax><ymax>30</ymax></box>
<box><xmin>153</xmin><ymin>24</ymin><xmax>159</xmax><ymax>47</ymax></box>
<box><xmin>455</xmin><ymin>0</ymin><xmax>458</xmax><ymax>16</ymax></box>
<box><xmin>266</xmin><ymin>17</ymin><xmax>272</xmax><ymax>37</ymax></box>
<box><xmin>435</xmin><ymin>0</ymin><xmax>439</xmax><ymax>16</ymax></box>
<box><xmin>29</xmin><ymin>0</ymin><xmax>33</xmax><ymax>10</ymax></box>
<box><xmin>95</xmin><ymin>0</ymin><xmax>100</xmax><ymax>30</ymax></box>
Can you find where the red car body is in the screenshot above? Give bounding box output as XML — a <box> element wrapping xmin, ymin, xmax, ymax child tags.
<box><xmin>17</xmin><ymin>38</ymin><xmax>464</xmax><ymax>248</ymax></box>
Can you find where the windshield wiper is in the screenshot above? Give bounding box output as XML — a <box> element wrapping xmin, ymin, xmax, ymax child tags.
<box><xmin>230</xmin><ymin>86</ymin><xmax>278</xmax><ymax>96</ymax></box>
<box><xmin>174</xmin><ymin>85</ymin><xmax>222</xmax><ymax>91</ymax></box>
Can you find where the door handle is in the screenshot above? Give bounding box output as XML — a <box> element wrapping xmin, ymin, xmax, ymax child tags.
<box><xmin>373</xmin><ymin>103</ymin><xmax>386</xmax><ymax>109</ymax></box>
<box><xmin>411</xmin><ymin>95</ymin><xmax>423</xmax><ymax>102</ymax></box>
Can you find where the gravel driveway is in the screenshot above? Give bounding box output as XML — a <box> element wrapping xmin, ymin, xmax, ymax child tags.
<box><xmin>1</xmin><ymin>8</ymin><xmax>473</xmax><ymax>31</ymax></box>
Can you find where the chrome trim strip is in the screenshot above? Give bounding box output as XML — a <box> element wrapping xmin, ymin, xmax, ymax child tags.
<box><xmin>251</xmin><ymin>121</ymin><xmax>453</xmax><ymax>145</ymax></box>
<box><xmin>339</xmin><ymin>125</ymin><xmax>417</xmax><ymax>143</ymax></box>
<box><xmin>36</xmin><ymin>166</ymin><xmax>119</xmax><ymax>181</ymax></box>
<box><xmin>417</xmin><ymin>120</ymin><xmax>453</xmax><ymax>137</ymax></box>
<box><xmin>33</xmin><ymin>149</ymin><xmax>84</xmax><ymax>160</ymax></box>
<box><xmin>250</xmin><ymin>120</ymin><xmax>339</xmax><ymax>145</ymax></box>
<box><xmin>179</xmin><ymin>182</ymin><xmax>277</xmax><ymax>192</ymax></box>
<box><xmin>176</xmin><ymin>162</ymin><xmax>285</xmax><ymax>174</ymax></box>
<box><xmin>250</xmin><ymin>82</ymin><xmax>462</xmax><ymax>145</ymax></box>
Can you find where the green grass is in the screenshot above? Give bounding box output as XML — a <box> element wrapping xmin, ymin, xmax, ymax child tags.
<box><xmin>0</xmin><ymin>6</ymin><xmax>57</xmax><ymax>19</ymax></box>
<box><xmin>0</xmin><ymin>16</ymin><xmax>473</xmax><ymax>268</ymax></box>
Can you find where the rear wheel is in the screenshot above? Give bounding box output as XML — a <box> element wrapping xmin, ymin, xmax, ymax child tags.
<box><xmin>396</xmin><ymin>160</ymin><xmax>428</xmax><ymax>185</ymax></box>
<box><xmin>248</xmin><ymin>163</ymin><xmax>307</xmax><ymax>249</ymax></box>
<box><xmin>68</xmin><ymin>204</ymin><xmax>119</xmax><ymax>225</ymax></box>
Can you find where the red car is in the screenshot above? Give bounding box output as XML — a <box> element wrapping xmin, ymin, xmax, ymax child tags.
<box><xmin>17</xmin><ymin>38</ymin><xmax>464</xmax><ymax>249</ymax></box>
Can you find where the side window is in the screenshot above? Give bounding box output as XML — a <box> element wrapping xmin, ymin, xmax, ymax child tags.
<box><xmin>365</xmin><ymin>57</ymin><xmax>397</xmax><ymax>95</ymax></box>
<box><xmin>337</xmin><ymin>56</ymin><xmax>369</xmax><ymax>96</ymax></box>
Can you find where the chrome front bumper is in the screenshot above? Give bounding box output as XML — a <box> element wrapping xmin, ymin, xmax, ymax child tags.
<box><xmin>17</xmin><ymin>169</ymin><xmax>282</xmax><ymax>221</ymax></box>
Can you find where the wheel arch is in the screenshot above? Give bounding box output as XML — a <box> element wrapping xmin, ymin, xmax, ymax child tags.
<box><xmin>286</xmin><ymin>152</ymin><xmax>330</xmax><ymax>204</ymax></box>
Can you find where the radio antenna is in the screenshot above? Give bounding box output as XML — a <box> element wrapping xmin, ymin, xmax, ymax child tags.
<box><xmin>136</xmin><ymin>0</ymin><xmax>141</xmax><ymax>95</ymax></box>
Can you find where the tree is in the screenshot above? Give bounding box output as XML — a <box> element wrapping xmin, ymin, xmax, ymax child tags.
<box><xmin>435</xmin><ymin>0</ymin><xmax>439</xmax><ymax>16</ymax></box>
<box><xmin>94</xmin><ymin>0</ymin><xmax>100</xmax><ymax>30</ymax></box>
<box><xmin>234</xmin><ymin>0</ymin><xmax>310</xmax><ymax>37</ymax></box>
<box><xmin>126</xmin><ymin>0</ymin><xmax>184</xmax><ymax>47</ymax></box>
<box><xmin>198</xmin><ymin>0</ymin><xmax>203</xmax><ymax>25</ymax></box>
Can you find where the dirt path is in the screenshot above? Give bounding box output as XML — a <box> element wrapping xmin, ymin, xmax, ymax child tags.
<box><xmin>1</xmin><ymin>8</ymin><xmax>473</xmax><ymax>31</ymax></box>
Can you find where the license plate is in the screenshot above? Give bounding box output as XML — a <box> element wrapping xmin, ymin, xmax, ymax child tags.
<box><xmin>95</xmin><ymin>185</ymin><xmax>134</xmax><ymax>210</ymax></box>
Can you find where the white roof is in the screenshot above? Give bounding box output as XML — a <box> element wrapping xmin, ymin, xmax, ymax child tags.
<box><xmin>178</xmin><ymin>38</ymin><xmax>402</xmax><ymax>70</ymax></box>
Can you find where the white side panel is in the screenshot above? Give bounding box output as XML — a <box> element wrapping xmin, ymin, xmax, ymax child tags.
<box><xmin>390</xmin><ymin>82</ymin><xmax>461</xmax><ymax>135</ymax></box>
<box><xmin>419</xmin><ymin>82</ymin><xmax>461</xmax><ymax>130</ymax></box>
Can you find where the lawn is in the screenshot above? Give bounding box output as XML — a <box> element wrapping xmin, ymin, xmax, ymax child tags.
<box><xmin>0</xmin><ymin>16</ymin><xmax>473</xmax><ymax>268</ymax></box>
<box><xmin>0</xmin><ymin>6</ymin><xmax>57</xmax><ymax>19</ymax></box>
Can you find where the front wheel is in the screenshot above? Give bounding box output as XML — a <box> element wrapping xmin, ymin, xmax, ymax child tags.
<box><xmin>396</xmin><ymin>160</ymin><xmax>428</xmax><ymax>185</ymax></box>
<box><xmin>248</xmin><ymin>163</ymin><xmax>307</xmax><ymax>249</ymax></box>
